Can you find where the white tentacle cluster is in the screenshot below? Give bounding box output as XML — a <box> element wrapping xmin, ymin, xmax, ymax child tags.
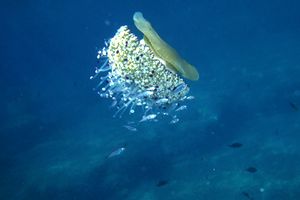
<box><xmin>91</xmin><ymin>26</ymin><xmax>192</xmax><ymax>123</ymax></box>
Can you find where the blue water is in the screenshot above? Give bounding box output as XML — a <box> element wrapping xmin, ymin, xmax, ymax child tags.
<box><xmin>1</xmin><ymin>0</ymin><xmax>300</xmax><ymax>199</ymax></box>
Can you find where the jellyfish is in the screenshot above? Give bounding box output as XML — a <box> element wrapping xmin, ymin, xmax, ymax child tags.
<box><xmin>91</xmin><ymin>12</ymin><xmax>199</xmax><ymax>123</ymax></box>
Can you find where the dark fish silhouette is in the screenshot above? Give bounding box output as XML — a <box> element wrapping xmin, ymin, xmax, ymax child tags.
<box><xmin>289</xmin><ymin>101</ymin><xmax>298</xmax><ymax>111</ymax></box>
<box><xmin>242</xmin><ymin>191</ymin><xmax>253</xmax><ymax>200</ymax></box>
<box><xmin>246</xmin><ymin>167</ymin><xmax>257</xmax><ymax>173</ymax></box>
<box><xmin>156</xmin><ymin>180</ymin><xmax>169</xmax><ymax>187</ymax></box>
<box><xmin>228</xmin><ymin>142</ymin><xmax>243</xmax><ymax>148</ymax></box>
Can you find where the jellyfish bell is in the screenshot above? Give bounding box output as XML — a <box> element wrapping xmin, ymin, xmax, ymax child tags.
<box><xmin>91</xmin><ymin>12</ymin><xmax>199</xmax><ymax>124</ymax></box>
<box><xmin>133</xmin><ymin>11</ymin><xmax>199</xmax><ymax>80</ymax></box>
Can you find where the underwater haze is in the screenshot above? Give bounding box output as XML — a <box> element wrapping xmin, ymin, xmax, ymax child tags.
<box><xmin>1</xmin><ymin>0</ymin><xmax>300</xmax><ymax>199</ymax></box>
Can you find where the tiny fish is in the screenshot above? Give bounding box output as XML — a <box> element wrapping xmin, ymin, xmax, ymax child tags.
<box><xmin>246</xmin><ymin>167</ymin><xmax>257</xmax><ymax>173</ymax></box>
<box><xmin>155</xmin><ymin>98</ymin><xmax>169</xmax><ymax>105</ymax></box>
<box><xmin>147</xmin><ymin>86</ymin><xmax>156</xmax><ymax>91</ymax></box>
<box><xmin>110</xmin><ymin>100</ymin><xmax>118</xmax><ymax>108</ymax></box>
<box><xmin>173</xmin><ymin>83</ymin><xmax>187</xmax><ymax>94</ymax></box>
<box><xmin>170</xmin><ymin>115</ymin><xmax>179</xmax><ymax>124</ymax></box>
<box><xmin>242</xmin><ymin>191</ymin><xmax>253</xmax><ymax>200</ymax></box>
<box><xmin>140</xmin><ymin>114</ymin><xmax>157</xmax><ymax>122</ymax></box>
<box><xmin>168</xmin><ymin>103</ymin><xmax>178</xmax><ymax>112</ymax></box>
<box><xmin>228</xmin><ymin>142</ymin><xmax>243</xmax><ymax>148</ymax></box>
<box><xmin>289</xmin><ymin>101</ymin><xmax>298</xmax><ymax>111</ymax></box>
<box><xmin>137</xmin><ymin>91</ymin><xmax>154</xmax><ymax>98</ymax></box>
<box><xmin>106</xmin><ymin>147</ymin><xmax>126</xmax><ymax>158</ymax></box>
<box><xmin>156</xmin><ymin>180</ymin><xmax>169</xmax><ymax>187</ymax></box>
<box><xmin>186</xmin><ymin>96</ymin><xmax>195</xmax><ymax>100</ymax></box>
<box><xmin>170</xmin><ymin>118</ymin><xmax>179</xmax><ymax>124</ymax></box>
<box><xmin>175</xmin><ymin>105</ymin><xmax>187</xmax><ymax>112</ymax></box>
<box><xmin>123</xmin><ymin>125</ymin><xmax>137</xmax><ymax>132</ymax></box>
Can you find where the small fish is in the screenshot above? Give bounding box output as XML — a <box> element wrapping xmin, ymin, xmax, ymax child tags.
<box><xmin>137</xmin><ymin>91</ymin><xmax>154</xmax><ymax>98</ymax></box>
<box><xmin>110</xmin><ymin>100</ymin><xmax>118</xmax><ymax>108</ymax></box>
<box><xmin>139</xmin><ymin>114</ymin><xmax>157</xmax><ymax>122</ymax></box>
<box><xmin>175</xmin><ymin>105</ymin><xmax>187</xmax><ymax>112</ymax></box>
<box><xmin>228</xmin><ymin>142</ymin><xmax>243</xmax><ymax>148</ymax></box>
<box><xmin>155</xmin><ymin>98</ymin><xmax>169</xmax><ymax>105</ymax></box>
<box><xmin>156</xmin><ymin>180</ymin><xmax>169</xmax><ymax>187</ymax></box>
<box><xmin>147</xmin><ymin>86</ymin><xmax>156</xmax><ymax>91</ymax></box>
<box><xmin>186</xmin><ymin>96</ymin><xmax>195</xmax><ymax>100</ymax></box>
<box><xmin>170</xmin><ymin>118</ymin><xmax>179</xmax><ymax>124</ymax></box>
<box><xmin>167</xmin><ymin>103</ymin><xmax>178</xmax><ymax>112</ymax></box>
<box><xmin>170</xmin><ymin>115</ymin><xmax>179</xmax><ymax>124</ymax></box>
<box><xmin>173</xmin><ymin>83</ymin><xmax>187</xmax><ymax>94</ymax></box>
<box><xmin>106</xmin><ymin>147</ymin><xmax>126</xmax><ymax>158</ymax></box>
<box><xmin>123</xmin><ymin>125</ymin><xmax>137</xmax><ymax>132</ymax></box>
<box><xmin>289</xmin><ymin>101</ymin><xmax>298</xmax><ymax>111</ymax></box>
<box><xmin>246</xmin><ymin>167</ymin><xmax>257</xmax><ymax>173</ymax></box>
<box><xmin>242</xmin><ymin>191</ymin><xmax>253</xmax><ymax>200</ymax></box>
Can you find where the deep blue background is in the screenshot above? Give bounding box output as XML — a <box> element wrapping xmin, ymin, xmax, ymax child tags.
<box><xmin>1</xmin><ymin>0</ymin><xmax>300</xmax><ymax>199</ymax></box>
